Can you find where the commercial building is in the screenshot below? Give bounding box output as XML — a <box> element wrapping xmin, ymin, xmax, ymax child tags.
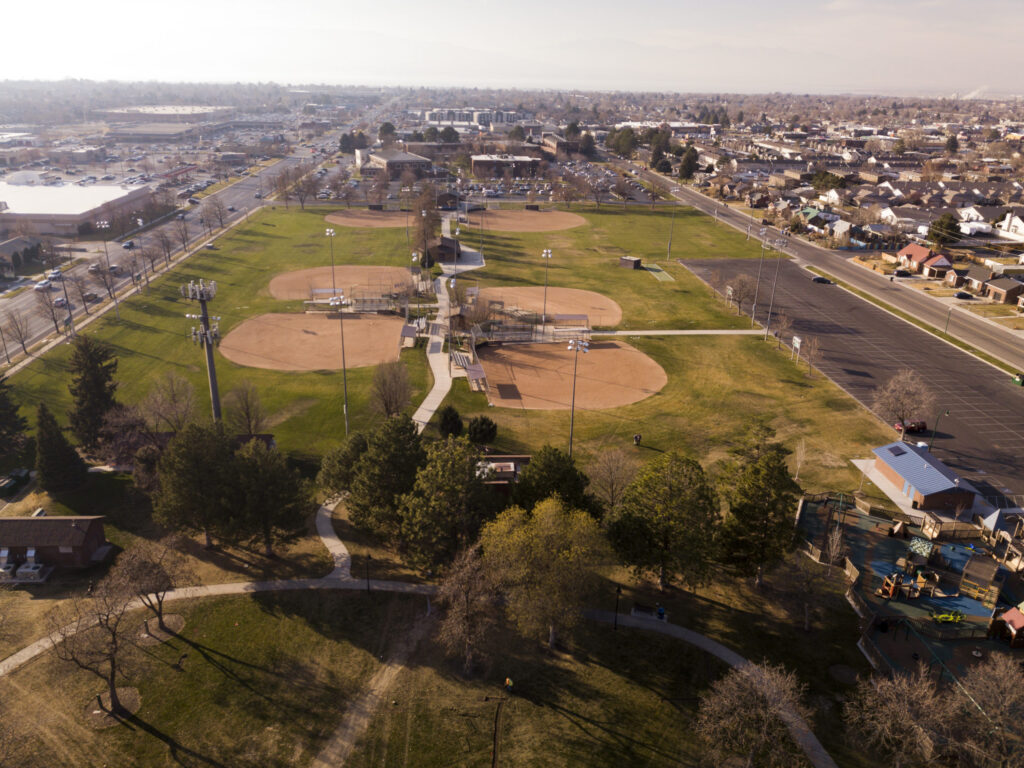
<box><xmin>353</xmin><ymin>148</ymin><xmax>431</xmax><ymax>180</ymax></box>
<box><xmin>470</xmin><ymin>154</ymin><xmax>541</xmax><ymax>179</ymax></box>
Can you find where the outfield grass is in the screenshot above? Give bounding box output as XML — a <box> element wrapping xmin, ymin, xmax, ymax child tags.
<box><xmin>0</xmin><ymin>592</ymin><xmax>421</xmax><ymax>767</ymax></box>
<box><xmin>8</xmin><ymin>207</ymin><xmax>431</xmax><ymax>459</ymax></box>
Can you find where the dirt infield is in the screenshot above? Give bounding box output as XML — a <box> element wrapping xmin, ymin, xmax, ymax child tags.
<box><xmin>464</xmin><ymin>209</ymin><xmax>587</xmax><ymax>232</ymax></box>
<box><xmin>269</xmin><ymin>266</ymin><xmax>412</xmax><ymax>301</ymax></box>
<box><xmin>324</xmin><ymin>208</ymin><xmax>586</xmax><ymax>232</ymax></box>
<box><xmin>478</xmin><ymin>341</ymin><xmax>666</xmax><ymax>410</ymax></box>
<box><xmin>220</xmin><ymin>313</ymin><xmax>404</xmax><ymax>371</ymax></box>
<box><xmin>477</xmin><ymin>287</ymin><xmax>622</xmax><ymax>327</ymax></box>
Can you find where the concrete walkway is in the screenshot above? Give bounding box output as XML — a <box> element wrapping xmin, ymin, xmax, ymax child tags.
<box><xmin>410</xmin><ymin>275</ymin><xmax>454</xmax><ymax>434</ymax></box>
<box><xmin>591</xmin><ymin>329</ymin><xmax>765</xmax><ymax>336</ymax></box>
<box><xmin>316</xmin><ymin>500</ymin><xmax>352</xmax><ymax>579</ymax></box>
<box><xmin>587</xmin><ymin>610</ymin><xmax>839</xmax><ymax>768</ymax></box>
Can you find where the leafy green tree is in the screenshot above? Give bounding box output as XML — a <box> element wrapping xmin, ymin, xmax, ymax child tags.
<box><xmin>35</xmin><ymin>403</ymin><xmax>87</xmax><ymax>493</ymax></box>
<box><xmin>317</xmin><ymin>432</ymin><xmax>369</xmax><ymax>496</ymax></box>
<box><xmin>398</xmin><ymin>437</ymin><xmax>494</xmax><ymax>569</ymax></box>
<box><xmin>810</xmin><ymin>170</ymin><xmax>846</xmax><ymax>191</ymax></box>
<box><xmin>439</xmin><ymin>126</ymin><xmax>459</xmax><ymax>143</ymax></box>
<box><xmin>679</xmin><ymin>146</ymin><xmax>699</xmax><ymax>179</ymax></box>
<box><xmin>928</xmin><ymin>212</ymin><xmax>960</xmax><ymax>247</ymax></box>
<box><xmin>609</xmin><ymin>452</ymin><xmax>720</xmax><ymax>590</ymax></box>
<box><xmin>579</xmin><ymin>132</ymin><xmax>595</xmax><ymax>157</ymax></box>
<box><xmin>467</xmin><ymin>415</ymin><xmax>497</xmax><ymax>445</ymax></box>
<box><xmin>424</xmin><ymin>126</ymin><xmax>440</xmax><ymax>142</ymax></box>
<box><xmin>437</xmin><ymin>404</ymin><xmax>462</xmax><ymax>438</ymax></box>
<box><xmin>378</xmin><ymin>122</ymin><xmax>397</xmax><ymax>142</ymax></box>
<box><xmin>892</xmin><ymin>138</ymin><xmax>907</xmax><ymax>155</ymax></box>
<box><xmin>945</xmin><ymin>135</ymin><xmax>959</xmax><ymax>154</ymax></box>
<box><xmin>339</xmin><ymin>133</ymin><xmax>353</xmax><ymax>153</ymax></box>
<box><xmin>346</xmin><ymin>415</ymin><xmax>426</xmax><ymax>540</ymax></box>
<box><xmin>154</xmin><ymin>422</ymin><xmax>236</xmax><ymax>547</ymax></box>
<box><xmin>717</xmin><ymin>426</ymin><xmax>802</xmax><ymax>587</ymax></box>
<box><xmin>234</xmin><ymin>439</ymin><xmax>311</xmax><ymax>557</ymax></box>
<box><xmin>481</xmin><ymin>498</ymin><xmax>610</xmax><ymax>648</ymax></box>
<box><xmin>564</xmin><ymin>121</ymin><xmax>581</xmax><ymax>139</ymax></box>
<box><xmin>67</xmin><ymin>334</ymin><xmax>118</xmax><ymax>450</ymax></box>
<box><xmin>0</xmin><ymin>377</ymin><xmax>28</xmax><ymax>464</ymax></box>
<box><xmin>514</xmin><ymin>445</ymin><xmax>595</xmax><ymax>515</ymax></box>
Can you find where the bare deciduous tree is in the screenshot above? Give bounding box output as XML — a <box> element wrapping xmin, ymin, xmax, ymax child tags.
<box><xmin>371</xmin><ymin>360</ymin><xmax>412</xmax><ymax>417</ymax></box>
<box><xmin>696</xmin><ymin>661</ymin><xmax>812</xmax><ymax>768</ymax></box>
<box><xmin>437</xmin><ymin>544</ymin><xmax>499</xmax><ymax>677</ymax></box>
<box><xmin>153</xmin><ymin>229</ymin><xmax>174</xmax><ymax>266</ymax></box>
<box><xmin>872</xmin><ymin>368</ymin><xmax>935</xmax><ymax>437</ymax></box>
<box><xmin>587</xmin><ymin>447</ymin><xmax>639</xmax><ymax>513</ymax></box>
<box><xmin>33</xmin><ymin>288</ymin><xmax>63</xmax><ymax>334</ymax></box>
<box><xmin>205</xmin><ymin>196</ymin><xmax>228</xmax><ymax>229</ymax></box>
<box><xmin>93</xmin><ymin>266</ymin><xmax>121</xmax><ymax>320</ymax></box>
<box><xmin>845</xmin><ymin>666</ymin><xmax>954</xmax><ymax>768</ymax></box>
<box><xmin>224</xmin><ymin>380</ymin><xmax>267</xmax><ymax>439</ymax></box>
<box><xmin>295</xmin><ymin>174</ymin><xmax>319</xmax><ymax>210</ymax></box>
<box><xmin>47</xmin><ymin>575</ymin><xmax>136</xmax><ymax>715</ymax></box>
<box><xmin>4</xmin><ymin>310</ymin><xmax>31</xmax><ymax>355</ymax></box>
<box><xmin>144</xmin><ymin>372</ymin><xmax>197</xmax><ymax>434</ymax></box>
<box><xmin>67</xmin><ymin>274</ymin><xmax>94</xmax><ymax>315</ymax></box>
<box><xmin>774</xmin><ymin>311</ymin><xmax>793</xmax><ymax>348</ymax></box>
<box><xmin>108</xmin><ymin>535</ymin><xmax>194</xmax><ymax>632</ymax></box>
<box><xmin>174</xmin><ymin>216</ymin><xmax>190</xmax><ymax>255</ymax></box>
<box><xmin>803</xmin><ymin>336</ymin><xmax>821</xmax><ymax>376</ymax></box>
<box><xmin>955</xmin><ymin>653</ymin><xmax>1024</xmax><ymax>767</ymax></box>
<box><xmin>730</xmin><ymin>274</ymin><xmax>757</xmax><ymax>316</ymax></box>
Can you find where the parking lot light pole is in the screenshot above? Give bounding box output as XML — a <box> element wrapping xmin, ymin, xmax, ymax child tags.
<box><xmin>567</xmin><ymin>338</ymin><xmax>589</xmax><ymax>459</ymax></box>
<box><xmin>928</xmin><ymin>409</ymin><xmax>950</xmax><ymax>452</ymax></box>
<box><xmin>541</xmin><ymin>249</ymin><xmax>552</xmax><ymax>328</ymax></box>
<box><xmin>325</xmin><ymin>228</ymin><xmax>336</xmax><ymax>296</ymax></box>
<box><xmin>329</xmin><ymin>294</ymin><xmax>350</xmax><ymax>437</ymax></box>
<box><xmin>944</xmin><ymin>305</ymin><xmax>954</xmax><ymax>335</ymax></box>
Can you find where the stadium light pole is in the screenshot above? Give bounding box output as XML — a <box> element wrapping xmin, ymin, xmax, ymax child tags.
<box><xmin>181</xmin><ymin>279</ymin><xmax>222</xmax><ymax>422</ymax></box>
<box><xmin>95</xmin><ymin>220</ymin><xmax>120</xmax><ymax>320</ymax></box>
<box><xmin>325</xmin><ymin>227</ymin><xmax>336</xmax><ymax>296</ymax></box>
<box><xmin>541</xmin><ymin>249</ymin><xmax>552</xmax><ymax>329</ymax></box>
<box><xmin>329</xmin><ymin>294</ymin><xmax>350</xmax><ymax>437</ymax></box>
<box><xmin>566</xmin><ymin>338</ymin><xmax>589</xmax><ymax>459</ymax></box>
<box><xmin>666</xmin><ymin>209</ymin><xmax>676</xmax><ymax>259</ymax></box>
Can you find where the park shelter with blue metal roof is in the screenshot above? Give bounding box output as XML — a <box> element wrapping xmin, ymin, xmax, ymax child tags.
<box><xmin>871</xmin><ymin>441</ymin><xmax>976</xmax><ymax>512</ymax></box>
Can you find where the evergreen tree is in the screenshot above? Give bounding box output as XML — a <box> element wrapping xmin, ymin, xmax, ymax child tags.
<box><xmin>609</xmin><ymin>452</ymin><xmax>720</xmax><ymax>590</ymax></box>
<box><xmin>437</xmin><ymin>404</ymin><xmax>462</xmax><ymax>438</ymax></box>
<box><xmin>514</xmin><ymin>445</ymin><xmax>596</xmax><ymax>516</ymax></box>
<box><xmin>0</xmin><ymin>377</ymin><xmax>28</xmax><ymax>464</ymax></box>
<box><xmin>467</xmin><ymin>415</ymin><xmax>497</xmax><ymax>445</ymax></box>
<box><xmin>35</xmin><ymin>403</ymin><xmax>87</xmax><ymax>493</ymax></box>
<box><xmin>153</xmin><ymin>422</ymin><xmax>236</xmax><ymax>547</ymax></box>
<box><xmin>346</xmin><ymin>415</ymin><xmax>426</xmax><ymax>539</ymax></box>
<box><xmin>317</xmin><ymin>432</ymin><xmax>369</xmax><ymax>496</ymax></box>
<box><xmin>398</xmin><ymin>436</ymin><xmax>494</xmax><ymax>569</ymax></box>
<box><xmin>67</xmin><ymin>334</ymin><xmax>118</xmax><ymax>451</ymax></box>
<box><xmin>679</xmin><ymin>146</ymin><xmax>699</xmax><ymax>179</ymax></box>
<box><xmin>717</xmin><ymin>426</ymin><xmax>802</xmax><ymax>587</ymax></box>
<box><xmin>234</xmin><ymin>439</ymin><xmax>311</xmax><ymax>557</ymax></box>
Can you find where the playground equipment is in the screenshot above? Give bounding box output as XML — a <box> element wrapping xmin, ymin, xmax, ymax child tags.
<box><xmin>929</xmin><ymin>608</ymin><xmax>965</xmax><ymax>624</ymax></box>
<box><xmin>876</xmin><ymin>572</ymin><xmax>904</xmax><ymax>599</ymax></box>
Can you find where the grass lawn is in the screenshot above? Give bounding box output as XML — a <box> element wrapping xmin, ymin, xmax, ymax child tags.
<box><xmin>964</xmin><ymin>303</ymin><xmax>1017</xmax><ymax>318</ymax></box>
<box><xmin>7</xmin><ymin>206</ymin><xmax>432</xmax><ymax>460</ymax></box>
<box><xmin>994</xmin><ymin>315</ymin><xmax>1024</xmax><ymax>330</ymax></box>
<box><xmin>0</xmin><ymin>591</ymin><xmax>421</xmax><ymax>768</ymax></box>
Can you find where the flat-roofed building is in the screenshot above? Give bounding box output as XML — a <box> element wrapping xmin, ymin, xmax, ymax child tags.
<box><xmin>356</xmin><ymin>148</ymin><xmax>432</xmax><ymax>180</ymax></box>
<box><xmin>471</xmin><ymin>154</ymin><xmax>540</xmax><ymax>179</ymax></box>
<box><xmin>0</xmin><ymin>174</ymin><xmax>152</xmax><ymax>237</ymax></box>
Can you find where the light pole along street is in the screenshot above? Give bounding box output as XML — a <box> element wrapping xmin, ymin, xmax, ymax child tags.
<box><xmin>567</xmin><ymin>338</ymin><xmax>589</xmax><ymax>459</ymax></box>
<box><xmin>750</xmin><ymin>226</ymin><xmax>768</xmax><ymax>327</ymax></box>
<box><xmin>329</xmin><ymin>294</ymin><xmax>350</xmax><ymax>437</ymax></box>
<box><xmin>762</xmin><ymin>238</ymin><xmax>789</xmax><ymax>341</ymax></box>
<box><xmin>95</xmin><ymin>220</ymin><xmax>120</xmax><ymax>320</ymax></box>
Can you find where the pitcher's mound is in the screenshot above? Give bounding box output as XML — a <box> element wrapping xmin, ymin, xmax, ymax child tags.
<box><xmin>479</xmin><ymin>341</ymin><xmax>666</xmax><ymax>410</ymax></box>
<box><xmin>269</xmin><ymin>266</ymin><xmax>412</xmax><ymax>301</ymax></box>
<box><xmin>478</xmin><ymin>287</ymin><xmax>622</xmax><ymax>327</ymax></box>
<box><xmin>220</xmin><ymin>313</ymin><xmax>404</xmax><ymax>371</ymax></box>
<box><xmin>464</xmin><ymin>209</ymin><xmax>586</xmax><ymax>232</ymax></box>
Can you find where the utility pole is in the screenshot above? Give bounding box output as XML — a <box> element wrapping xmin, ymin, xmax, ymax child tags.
<box><xmin>750</xmin><ymin>227</ymin><xmax>768</xmax><ymax>327</ymax></box>
<box><xmin>667</xmin><ymin>209</ymin><xmax>676</xmax><ymax>260</ymax></box>
<box><xmin>181</xmin><ymin>279</ymin><xmax>222</xmax><ymax>421</ymax></box>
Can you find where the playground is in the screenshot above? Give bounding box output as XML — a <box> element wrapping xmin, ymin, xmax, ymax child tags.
<box><xmin>268</xmin><ymin>265</ymin><xmax>413</xmax><ymax>301</ymax></box>
<box><xmin>476</xmin><ymin>286</ymin><xmax>623</xmax><ymax>327</ymax></box>
<box><xmin>477</xmin><ymin>340</ymin><xmax>667</xmax><ymax>410</ymax></box>
<box><xmin>219</xmin><ymin>313</ymin><xmax>405</xmax><ymax>371</ymax></box>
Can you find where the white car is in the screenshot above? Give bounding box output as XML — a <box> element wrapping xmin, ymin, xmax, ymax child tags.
<box><xmin>54</xmin><ymin>297</ymin><xmax>68</xmax><ymax>308</ymax></box>
<box><xmin>47</xmin><ymin>269</ymin><xmax>62</xmax><ymax>280</ymax></box>
<box><xmin>33</xmin><ymin>280</ymin><xmax>52</xmax><ymax>291</ymax></box>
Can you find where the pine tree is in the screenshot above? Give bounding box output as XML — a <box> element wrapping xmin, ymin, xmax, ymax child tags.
<box><xmin>0</xmin><ymin>377</ymin><xmax>28</xmax><ymax>464</ymax></box>
<box><xmin>67</xmin><ymin>335</ymin><xmax>118</xmax><ymax>451</ymax></box>
<box><xmin>437</xmin><ymin>405</ymin><xmax>462</xmax><ymax>438</ymax></box>
<box><xmin>35</xmin><ymin>403</ymin><xmax>87</xmax><ymax>493</ymax></box>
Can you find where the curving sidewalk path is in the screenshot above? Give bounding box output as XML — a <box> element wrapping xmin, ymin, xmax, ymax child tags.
<box><xmin>587</xmin><ymin>610</ymin><xmax>838</xmax><ymax>768</ymax></box>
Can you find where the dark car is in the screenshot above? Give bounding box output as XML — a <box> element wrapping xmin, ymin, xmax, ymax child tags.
<box><xmin>955</xmin><ymin>291</ymin><xmax>973</xmax><ymax>299</ymax></box>
<box><xmin>0</xmin><ymin>468</ymin><xmax>30</xmax><ymax>498</ymax></box>
<box><xmin>811</xmin><ymin>276</ymin><xmax>832</xmax><ymax>284</ymax></box>
<box><xmin>893</xmin><ymin>269</ymin><xmax>911</xmax><ymax>277</ymax></box>
<box><xmin>894</xmin><ymin>420</ymin><xmax>928</xmax><ymax>434</ymax></box>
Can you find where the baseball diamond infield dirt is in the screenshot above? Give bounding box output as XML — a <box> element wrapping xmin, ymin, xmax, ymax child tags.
<box><xmin>324</xmin><ymin>208</ymin><xmax>586</xmax><ymax>232</ymax></box>
<box><xmin>268</xmin><ymin>266</ymin><xmax>413</xmax><ymax>301</ymax></box>
<box><xmin>476</xmin><ymin>286</ymin><xmax>623</xmax><ymax>327</ymax></box>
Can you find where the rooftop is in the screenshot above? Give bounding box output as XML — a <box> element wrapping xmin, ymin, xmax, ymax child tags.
<box><xmin>0</xmin><ymin>180</ymin><xmax>148</xmax><ymax>216</ymax></box>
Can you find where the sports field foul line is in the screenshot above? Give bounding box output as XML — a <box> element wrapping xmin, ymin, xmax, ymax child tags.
<box><xmin>645</xmin><ymin>263</ymin><xmax>675</xmax><ymax>281</ymax></box>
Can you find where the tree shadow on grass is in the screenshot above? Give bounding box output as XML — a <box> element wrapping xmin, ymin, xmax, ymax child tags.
<box><xmin>120</xmin><ymin>712</ymin><xmax>230</xmax><ymax>768</ymax></box>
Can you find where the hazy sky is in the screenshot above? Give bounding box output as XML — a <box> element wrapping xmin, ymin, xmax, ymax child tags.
<box><xmin>5</xmin><ymin>0</ymin><xmax>1023</xmax><ymax>96</ymax></box>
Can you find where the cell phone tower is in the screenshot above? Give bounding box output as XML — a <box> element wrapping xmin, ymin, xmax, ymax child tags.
<box><xmin>181</xmin><ymin>278</ymin><xmax>222</xmax><ymax>421</ymax></box>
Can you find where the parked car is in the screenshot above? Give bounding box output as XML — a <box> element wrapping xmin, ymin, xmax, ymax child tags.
<box><xmin>894</xmin><ymin>420</ymin><xmax>928</xmax><ymax>434</ymax></box>
<box><xmin>0</xmin><ymin>468</ymin><xmax>30</xmax><ymax>499</ymax></box>
<box><xmin>87</xmin><ymin>263</ymin><xmax>101</xmax><ymax>274</ymax></box>
<box><xmin>82</xmin><ymin>291</ymin><xmax>99</xmax><ymax>302</ymax></box>
<box><xmin>33</xmin><ymin>280</ymin><xmax>52</xmax><ymax>291</ymax></box>
<box><xmin>122</xmin><ymin>240</ymin><xmax>135</xmax><ymax>250</ymax></box>
<box><xmin>47</xmin><ymin>268</ymin><xmax>62</xmax><ymax>280</ymax></box>
<box><xmin>893</xmin><ymin>269</ymin><xmax>911</xmax><ymax>277</ymax></box>
<box><xmin>955</xmin><ymin>291</ymin><xmax>973</xmax><ymax>300</ymax></box>
<box><xmin>811</xmin><ymin>275</ymin><xmax>832</xmax><ymax>284</ymax></box>
<box><xmin>108</xmin><ymin>264</ymin><xmax>121</xmax><ymax>274</ymax></box>
<box><xmin>54</xmin><ymin>297</ymin><xmax>68</xmax><ymax>308</ymax></box>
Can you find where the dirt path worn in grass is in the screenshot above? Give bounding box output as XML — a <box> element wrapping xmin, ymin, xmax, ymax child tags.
<box><xmin>310</xmin><ymin>616</ymin><xmax>433</xmax><ymax>767</ymax></box>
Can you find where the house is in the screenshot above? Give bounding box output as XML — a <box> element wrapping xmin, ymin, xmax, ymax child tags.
<box><xmin>984</xmin><ymin>276</ymin><xmax>1024</xmax><ymax>304</ymax></box>
<box><xmin>995</xmin><ymin>208</ymin><xmax>1024</xmax><ymax>242</ymax></box>
<box><xmin>960</xmin><ymin>264</ymin><xmax>995</xmax><ymax>292</ymax></box>
<box><xmin>921</xmin><ymin>253</ymin><xmax>952</xmax><ymax>278</ymax></box>
<box><xmin>0</xmin><ymin>515</ymin><xmax>110</xmax><ymax>572</ymax></box>
<box><xmin>870</xmin><ymin>441</ymin><xmax>976</xmax><ymax>512</ymax></box>
<box><xmin>896</xmin><ymin>243</ymin><xmax>936</xmax><ymax>273</ymax></box>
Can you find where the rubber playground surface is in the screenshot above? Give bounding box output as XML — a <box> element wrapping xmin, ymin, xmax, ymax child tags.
<box><xmin>477</xmin><ymin>287</ymin><xmax>623</xmax><ymax>327</ymax></box>
<box><xmin>478</xmin><ymin>340</ymin><xmax>667</xmax><ymax>410</ymax></box>
<box><xmin>219</xmin><ymin>313</ymin><xmax>405</xmax><ymax>371</ymax></box>
<box><xmin>268</xmin><ymin>266</ymin><xmax>413</xmax><ymax>301</ymax></box>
